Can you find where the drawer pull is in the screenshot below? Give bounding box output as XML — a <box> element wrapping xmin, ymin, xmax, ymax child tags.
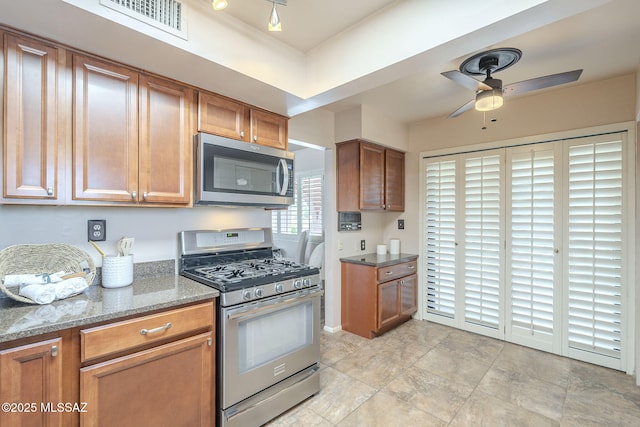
<box><xmin>140</xmin><ymin>322</ymin><xmax>172</xmax><ymax>335</ymax></box>
<box><xmin>51</xmin><ymin>345</ymin><xmax>58</xmax><ymax>357</ymax></box>
<box><xmin>385</xmin><ymin>271</ymin><xmax>394</xmax><ymax>275</ymax></box>
<box><xmin>408</xmin><ymin>265</ymin><xmax>415</xmax><ymax>269</ymax></box>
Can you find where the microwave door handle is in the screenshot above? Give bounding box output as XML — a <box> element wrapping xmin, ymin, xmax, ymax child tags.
<box><xmin>275</xmin><ymin>159</ymin><xmax>282</xmax><ymax>194</ymax></box>
<box><xmin>278</xmin><ymin>159</ymin><xmax>289</xmax><ymax>196</ymax></box>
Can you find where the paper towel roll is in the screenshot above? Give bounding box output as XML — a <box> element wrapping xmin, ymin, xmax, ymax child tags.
<box><xmin>376</xmin><ymin>244</ymin><xmax>387</xmax><ymax>255</ymax></box>
<box><xmin>389</xmin><ymin>239</ymin><xmax>400</xmax><ymax>255</ymax></box>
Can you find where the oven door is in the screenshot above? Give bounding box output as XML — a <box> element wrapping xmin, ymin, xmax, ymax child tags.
<box><xmin>220</xmin><ymin>288</ymin><xmax>322</xmax><ymax>409</ymax></box>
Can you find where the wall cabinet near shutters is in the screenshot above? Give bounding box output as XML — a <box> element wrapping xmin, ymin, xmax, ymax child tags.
<box><xmin>336</xmin><ymin>139</ymin><xmax>405</xmax><ymax>212</ymax></box>
<box><xmin>198</xmin><ymin>91</ymin><xmax>288</xmax><ymax>150</ymax></box>
<box><xmin>73</xmin><ymin>54</ymin><xmax>192</xmax><ymax>205</ymax></box>
<box><xmin>2</xmin><ymin>33</ymin><xmax>66</xmax><ymax>203</ymax></box>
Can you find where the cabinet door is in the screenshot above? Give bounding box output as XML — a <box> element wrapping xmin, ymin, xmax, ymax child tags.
<box><xmin>377</xmin><ymin>280</ymin><xmax>400</xmax><ymax>330</ymax></box>
<box><xmin>197</xmin><ymin>91</ymin><xmax>249</xmax><ymax>141</ymax></box>
<box><xmin>385</xmin><ymin>149</ymin><xmax>405</xmax><ymax>211</ymax></box>
<box><xmin>0</xmin><ymin>338</ymin><xmax>63</xmax><ymax>427</ymax></box>
<box><xmin>3</xmin><ymin>34</ymin><xmax>62</xmax><ymax>201</ymax></box>
<box><xmin>400</xmin><ymin>274</ymin><xmax>418</xmax><ymax>316</ymax></box>
<box><xmin>73</xmin><ymin>55</ymin><xmax>138</xmax><ymax>202</ymax></box>
<box><xmin>139</xmin><ymin>75</ymin><xmax>193</xmax><ymax>204</ymax></box>
<box><xmin>360</xmin><ymin>142</ymin><xmax>385</xmax><ymax>210</ymax></box>
<box><xmin>250</xmin><ymin>109</ymin><xmax>288</xmax><ymax>150</ymax></box>
<box><xmin>81</xmin><ymin>332</ymin><xmax>213</xmax><ymax>427</ymax></box>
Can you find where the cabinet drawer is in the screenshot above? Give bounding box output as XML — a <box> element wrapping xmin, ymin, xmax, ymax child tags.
<box><xmin>377</xmin><ymin>261</ymin><xmax>417</xmax><ymax>282</ymax></box>
<box><xmin>81</xmin><ymin>302</ymin><xmax>213</xmax><ymax>362</ymax></box>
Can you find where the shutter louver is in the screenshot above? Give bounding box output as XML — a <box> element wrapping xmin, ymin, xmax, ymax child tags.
<box><xmin>464</xmin><ymin>154</ymin><xmax>502</xmax><ymax>330</ymax></box>
<box><xmin>509</xmin><ymin>147</ymin><xmax>556</xmax><ymax>341</ymax></box>
<box><xmin>567</xmin><ymin>137</ymin><xmax>623</xmax><ymax>360</ymax></box>
<box><xmin>425</xmin><ymin>159</ymin><xmax>457</xmax><ymax>319</ymax></box>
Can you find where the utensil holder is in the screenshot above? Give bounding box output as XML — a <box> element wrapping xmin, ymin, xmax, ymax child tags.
<box><xmin>101</xmin><ymin>255</ymin><xmax>133</xmax><ymax>288</ymax></box>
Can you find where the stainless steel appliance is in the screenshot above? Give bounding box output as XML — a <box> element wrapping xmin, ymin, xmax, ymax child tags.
<box><xmin>194</xmin><ymin>133</ymin><xmax>294</xmax><ymax>207</ymax></box>
<box><xmin>178</xmin><ymin>228</ymin><xmax>322</xmax><ymax>427</ymax></box>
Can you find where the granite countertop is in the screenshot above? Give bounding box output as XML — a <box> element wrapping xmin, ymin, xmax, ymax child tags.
<box><xmin>340</xmin><ymin>252</ymin><xmax>418</xmax><ymax>267</ymax></box>
<box><xmin>0</xmin><ymin>274</ymin><xmax>218</xmax><ymax>344</ymax></box>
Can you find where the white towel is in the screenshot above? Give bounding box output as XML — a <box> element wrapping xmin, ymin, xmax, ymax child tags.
<box><xmin>19</xmin><ymin>284</ymin><xmax>56</xmax><ymax>304</ymax></box>
<box><xmin>52</xmin><ymin>277</ymin><xmax>88</xmax><ymax>299</ymax></box>
<box><xmin>3</xmin><ymin>271</ymin><xmax>65</xmax><ymax>286</ymax></box>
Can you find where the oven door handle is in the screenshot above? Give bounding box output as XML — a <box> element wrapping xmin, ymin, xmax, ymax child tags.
<box><xmin>226</xmin><ymin>290</ymin><xmax>322</xmax><ymax>321</ymax></box>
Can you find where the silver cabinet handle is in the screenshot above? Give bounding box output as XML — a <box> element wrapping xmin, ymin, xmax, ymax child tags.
<box><xmin>131</xmin><ymin>191</ymin><xmax>137</xmax><ymax>199</ymax></box>
<box><xmin>140</xmin><ymin>322</ymin><xmax>172</xmax><ymax>335</ymax></box>
<box><xmin>51</xmin><ymin>345</ymin><xmax>58</xmax><ymax>357</ymax></box>
<box><xmin>240</xmin><ymin>131</ymin><xmax>245</xmax><ymax>138</ymax></box>
<box><xmin>385</xmin><ymin>271</ymin><xmax>394</xmax><ymax>275</ymax></box>
<box><xmin>381</xmin><ymin>204</ymin><xmax>385</xmax><ymax>209</ymax></box>
<box><xmin>408</xmin><ymin>265</ymin><xmax>415</xmax><ymax>269</ymax></box>
<box><xmin>143</xmin><ymin>192</ymin><xmax>148</xmax><ymax>200</ymax></box>
<box><xmin>46</xmin><ymin>187</ymin><xmax>54</xmax><ymax>196</ymax></box>
<box><xmin>253</xmin><ymin>135</ymin><xmax>258</xmax><ymax>142</ymax></box>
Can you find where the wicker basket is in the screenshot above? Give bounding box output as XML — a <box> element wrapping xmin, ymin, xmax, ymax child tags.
<box><xmin>0</xmin><ymin>243</ymin><xmax>96</xmax><ymax>304</ymax></box>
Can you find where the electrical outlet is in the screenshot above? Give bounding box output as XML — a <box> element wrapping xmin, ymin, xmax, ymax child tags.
<box><xmin>360</xmin><ymin>240</ymin><xmax>366</xmax><ymax>250</ymax></box>
<box><xmin>88</xmin><ymin>220</ymin><xmax>106</xmax><ymax>241</ymax></box>
<box><xmin>398</xmin><ymin>219</ymin><xmax>405</xmax><ymax>230</ymax></box>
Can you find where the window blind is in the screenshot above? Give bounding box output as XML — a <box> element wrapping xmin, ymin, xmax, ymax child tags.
<box><xmin>425</xmin><ymin>159</ymin><xmax>457</xmax><ymax>319</ymax></box>
<box><xmin>464</xmin><ymin>154</ymin><xmax>502</xmax><ymax>330</ymax></box>
<box><xmin>567</xmin><ymin>137</ymin><xmax>623</xmax><ymax>359</ymax></box>
<box><xmin>509</xmin><ymin>147</ymin><xmax>556</xmax><ymax>338</ymax></box>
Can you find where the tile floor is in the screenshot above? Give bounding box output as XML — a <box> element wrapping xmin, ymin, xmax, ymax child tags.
<box><xmin>267</xmin><ymin>319</ymin><xmax>640</xmax><ymax>426</ymax></box>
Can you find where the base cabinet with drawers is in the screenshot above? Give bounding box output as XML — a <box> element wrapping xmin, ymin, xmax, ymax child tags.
<box><xmin>0</xmin><ymin>300</ymin><xmax>216</xmax><ymax>427</ymax></box>
<box><xmin>341</xmin><ymin>255</ymin><xmax>418</xmax><ymax>339</ymax></box>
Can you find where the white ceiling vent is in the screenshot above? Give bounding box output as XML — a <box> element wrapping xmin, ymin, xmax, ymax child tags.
<box><xmin>100</xmin><ymin>0</ymin><xmax>187</xmax><ymax>38</ymax></box>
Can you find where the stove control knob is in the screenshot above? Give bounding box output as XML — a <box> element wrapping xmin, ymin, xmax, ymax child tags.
<box><xmin>275</xmin><ymin>283</ymin><xmax>284</xmax><ymax>293</ymax></box>
<box><xmin>242</xmin><ymin>290</ymin><xmax>252</xmax><ymax>300</ymax></box>
<box><xmin>255</xmin><ymin>288</ymin><xmax>263</xmax><ymax>298</ymax></box>
<box><xmin>294</xmin><ymin>280</ymin><xmax>302</xmax><ymax>289</ymax></box>
<box><xmin>303</xmin><ymin>278</ymin><xmax>311</xmax><ymax>288</ymax></box>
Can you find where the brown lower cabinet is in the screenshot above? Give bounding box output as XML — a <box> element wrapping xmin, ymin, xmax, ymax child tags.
<box><xmin>341</xmin><ymin>259</ymin><xmax>417</xmax><ymax>338</ymax></box>
<box><xmin>0</xmin><ymin>337</ymin><xmax>64</xmax><ymax>427</ymax></box>
<box><xmin>80</xmin><ymin>333</ymin><xmax>212</xmax><ymax>427</ymax></box>
<box><xmin>0</xmin><ymin>300</ymin><xmax>215</xmax><ymax>427</ymax></box>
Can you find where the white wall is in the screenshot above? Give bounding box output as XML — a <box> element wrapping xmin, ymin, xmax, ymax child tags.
<box><xmin>0</xmin><ymin>204</ymin><xmax>270</xmax><ymax>268</ymax></box>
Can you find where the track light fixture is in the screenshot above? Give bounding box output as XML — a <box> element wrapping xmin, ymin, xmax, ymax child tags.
<box><xmin>212</xmin><ymin>0</ymin><xmax>287</xmax><ymax>32</ymax></box>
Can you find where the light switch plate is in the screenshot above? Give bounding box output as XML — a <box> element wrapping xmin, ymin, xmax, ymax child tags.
<box><xmin>398</xmin><ymin>219</ymin><xmax>405</xmax><ymax>230</ymax></box>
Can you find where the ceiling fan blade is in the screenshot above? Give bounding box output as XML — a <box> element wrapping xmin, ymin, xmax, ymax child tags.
<box><xmin>447</xmin><ymin>99</ymin><xmax>475</xmax><ymax>118</ymax></box>
<box><xmin>503</xmin><ymin>69</ymin><xmax>583</xmax><ymax>97</ymax></box>
<box><xmin>442</xmin><ymin>70</ymin><xmax>492</xmax><ymax>91</ymax></box>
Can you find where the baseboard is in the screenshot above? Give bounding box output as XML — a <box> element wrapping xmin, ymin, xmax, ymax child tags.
<box><xmin>323</xmin><ymin>324</ymin><xmax>342</xmax><ymax>333</ymax></box>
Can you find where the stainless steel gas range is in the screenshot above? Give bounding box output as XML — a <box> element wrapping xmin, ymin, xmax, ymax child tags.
<box><xmin>178</xmin><ymin>228</ymin><xmax>322</xmax><ymax>427</ymax></box>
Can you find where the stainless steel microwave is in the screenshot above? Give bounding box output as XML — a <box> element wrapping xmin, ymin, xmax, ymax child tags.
<box><xmin>194</xmin><ymin>133</ymin><xmax>294</xmax><ymax>207</ymax></box>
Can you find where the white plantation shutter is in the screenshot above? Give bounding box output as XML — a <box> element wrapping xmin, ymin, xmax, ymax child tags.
<box><xmin>507</xmin><ymin>144</ymin><xmax>558</xmax><ymax>350</ymax></box>
<box><xmin>464</xmin><ymin>152</ymin><xmax>503</xmax><ymax>330</ymax></box>
<box><xmin>425</xmin><ymin>159</ymin><xmax>457</xmax><ymax>319</ymax></box>
<box><xmin>272</xmin><ymin>171</ymin><xmax>323</xmax><ymax>236</ymax></box>
<box><xmin>300</xmin><ymin>174</ymin><xmax>324</xmax><ymax>236</ymax></box>
<box><xmin>566</xmin><ymin>135</ymin><xmax>624</xmax><ymax>361</ymax></box>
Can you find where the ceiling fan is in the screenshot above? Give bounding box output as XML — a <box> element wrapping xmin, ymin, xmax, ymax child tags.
<box><xmin>442</xmin><ymin>48</ymin><xmax>583</xmax><ymax>118</ymax></box>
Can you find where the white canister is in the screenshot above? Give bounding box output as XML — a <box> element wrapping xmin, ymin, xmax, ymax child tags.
<box><xmin>376</xmin><ymin>244</ymin><xmax>387</xmax><ymax>255</ymax></box>
<box><xmin>101</xmin><ymin>255</ymin><xmax>134</xmax><ymax>288</ymax></box>
<box><xmin>389</xmin><ymin>239</ymin><xmax>401</xmax><ymax>255</ymax></box>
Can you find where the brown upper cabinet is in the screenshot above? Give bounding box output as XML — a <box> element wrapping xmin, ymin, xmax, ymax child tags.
<box><xmin>1</xmin><ymin>33</ymin><xmax>66</xmax><ymax>203</ymax></box>
<box><xmin>73</xmin><ymin>55</ymin><xmax>193</xmax><ymax>205</ymax></box>
<box><xmin>198</xmin><ymin>91</ymin><xmax>288</xmax><ymax>150</ymax></box>
<box><xmin>336</xmin><ymin>139</ymin><xmax>405</xmax><ymax>212</ymax></box>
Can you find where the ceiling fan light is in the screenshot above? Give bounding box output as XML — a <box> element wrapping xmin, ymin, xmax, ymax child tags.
<box><xmin>268</xmin><ymin>2</ymin><xmax>282</xmax><ymax>31</ymax></box>
<box><xmin>475</xmin><ymin>89</ymin><xmax>504</xmax><ymax>111</ymax></box>
<box><xmin>211</xmin><ymin>0</ymin><xmax>228</xmax><ymax>11</ymax></box>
